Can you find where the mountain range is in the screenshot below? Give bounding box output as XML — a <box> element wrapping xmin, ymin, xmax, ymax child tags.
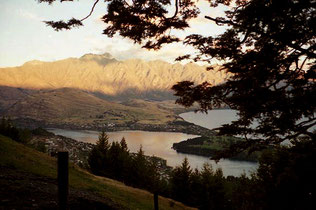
<box><xmin>0</xmin><ymin>53</ymin><xmax>227</xmax><ymax>129</ymax></box>
<box><xmin>0</xmin><ymin>53</ymin><xmax>227</xmax><ymax>100</ymax></box>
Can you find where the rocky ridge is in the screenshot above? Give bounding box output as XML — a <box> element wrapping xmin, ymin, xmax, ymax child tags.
<box><xmin>0</xmin><ymin>53</ymin><xmax>227</xmax><ymax>100</ymax></box>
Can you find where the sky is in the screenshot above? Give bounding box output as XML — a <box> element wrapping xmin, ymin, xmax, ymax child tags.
<box><xmin>0</xmin><ymin>0</ymin><xmax>227</xmax><ymax>67</ymax></box>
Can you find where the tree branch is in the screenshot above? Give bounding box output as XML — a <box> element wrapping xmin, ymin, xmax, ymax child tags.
<box><xmin>165</xmin><ymin>0</ymin><xmax>179</xmax><ymax>19</ymax></box>
<box><xmin>288</xmin><ymin>43</ymin><xmax>316</xmax><ymax>59</ymax></box>
<box><xmin>240</xmin><ymin>30</ymin><xmax>250</xmax><ymax>43</ymax></box>
<box><xmin>204</xmin><ymin>15</ymin><xmax>238</xmax><ymax>26</ymax></box>
<box><xmin>299</xmin><ymin>56</ymin><xmax>309</xmax><ymax>72</ymax></box>
<box><xmin>295</xmin><ymin>118</ymin><xmax>316</xmax><ymax>128</ymax></box>
<box><xmin>80</xmin><ymin>0</ymin><xmax>100</xmax><ymax>22</ymax></box>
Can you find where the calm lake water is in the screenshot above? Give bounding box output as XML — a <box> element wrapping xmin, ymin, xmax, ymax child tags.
<box><xmin>180</xmin><ymin>109</ymin><xmax>238</xmax><ymax>130</ymax></box>
<box><xmin>48</xmin><ymin>110</ymin><xmax>258</xmax><ymax>177</ymax></box>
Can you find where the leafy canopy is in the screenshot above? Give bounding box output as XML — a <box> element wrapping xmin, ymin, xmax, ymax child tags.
<box><xmin>39</xmin><ymin>0</ymin><xmax>315</xmax><ymax>157</ymax></box>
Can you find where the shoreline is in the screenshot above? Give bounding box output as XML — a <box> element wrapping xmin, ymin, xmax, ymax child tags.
<box><xmin>11</xmin><ymin>115</ymin><xmax>260</xmax><ymax>163</ymax></box>
<box><xmin>173</xmin><ymin>146</ymin><xmax>258</xmax><ymax>162</ymax></box>
<box><xmin>28</xmin><ymin>129</ymin><xmax>173</xmax><ymax>178</ymax></box>
<box><xmin>13</xmin><ymin>117</ymin><xmax>217</xmax><ymax>137</ymax></box>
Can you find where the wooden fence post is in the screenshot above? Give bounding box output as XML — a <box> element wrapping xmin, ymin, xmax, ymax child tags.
<box><xmin>154</xmin><ymin>192</ymin><xmax>159</xmax><ymax>210</ymax></box>
<box><xmin>58</xmin><ymin>151</ymin><xmax>68</xmax><ymax>210</ymax></box>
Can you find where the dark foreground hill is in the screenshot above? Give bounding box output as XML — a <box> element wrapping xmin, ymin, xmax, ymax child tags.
<box><xmin>0</xmin><ymin>135</ymin><xmax>196</xmax><ymax>210</ymax></box>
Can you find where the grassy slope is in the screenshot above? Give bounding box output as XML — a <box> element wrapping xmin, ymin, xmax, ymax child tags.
<box><xmin>0</xmin><ymin>135</ymin><xmax>195</xmax><ymax>210</ymax></box>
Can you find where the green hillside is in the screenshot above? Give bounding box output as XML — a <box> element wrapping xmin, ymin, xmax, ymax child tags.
<box><xmin>0</xmin><ymin>135</ymin><xmax>195</xmax><ymax>210</ymax></box>
<box><xmin>172</xmin><ymin>136</ymin><xmax>261</xmax><ymax>162</ymax></box>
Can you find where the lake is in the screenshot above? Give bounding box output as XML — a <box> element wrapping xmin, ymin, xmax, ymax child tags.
<box><xmin>180</xmin><ymin>109</ymin><xmax>238</xmax><ymax>130</ymax></box>
<box><xmin>48</xmin><ymin>110</ymin><xmax>258</xmax><ymax>177</ymax></box>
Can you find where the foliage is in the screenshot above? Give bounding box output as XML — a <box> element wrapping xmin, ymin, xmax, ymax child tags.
<box><xmin>39</xmin><ymin>0</ymin><xmax>315</xmax><ymax>159</ymax></box>
<box><xmin>0</xmin><ymin>135</ymin><xmax>192</xmax><ymax>210</ymax></box>
<box><xmin>96</xmin><ymin>131</ymin><xmax>110</xmax><ymax>152</ymax></box>
<box><xmin>169</xmin><ymin>158</ymin><xmax>229</xmax><ymax>209</ymax></box>
<box><xmin>171</xmin><ymin>0</ymin><xmax>316</xmax><ymax>151</ymax></box>
<box><xmin>0</xmin><ymin>122</ymin><xmax>313</xmax><ymax>210</ymax></box>
<box><xmin>223</xmin><ymin>141</ymin><xmax>316</xmax><ymax>210</ymax></box>
<box><xmin>173</xmin><ymin>0</ymin><xmax>315</xmax><ymax>150</ymax></box>
<box><xmin>252</xmin><ymin>141</ymin><xmax>316</xmax><ymax>210</ymax></box>
<box><xmin>39</xmin><ymin>0</ymin><xmax>199</xmax><ymax>50</ymax></box>
<box><xmin>225</xmin><ymin>174</ymin><xmax>257</xmax><ymax>210</ymax></box>
<box><xmin>170</xmin><ymin>157</ymin><xmax>192</xmax><ymax>202</ymax></box>
<box><xmin>0</xmin><ymin>117</ymin><xmax>32</xmax><ymax>143</ymax></box>
<box><xmin>173</xmin><ymin>135</ymin><xmax>261</xmax><ymax>161</ymax></box>
<box><xmin>31</xmin><ymin>127</ymin><xmax>54</xmax><ymax>137</ymax></box>
<box><xmin>37</xmin><ymin>1</ymin><xmax>316</xmax><ymax>208</ymax></box>
<box><xmin>125</xmin><ymin>145</ymin><xmax>148</xmax><ymax>188</ymax></box>
<box><xmin>88</xmin><ymin>132</ymin><xmax>232</xmax><ymax>208</ymax></box>
<box><xmin>199</xmin><ymin>164</ymin><xmax>226</xmax><ymax>209</ymax></box>
<box><xmin>88</xmin><ymin>132</ymin><xmax>166</xmax><ymax>194</ymax></box>
<box><xmin>5</xmin><ymin>125</ymin><xmax>313</xmax><ymax>209</ymax></box>
<box><xmin>88</xmin><ymin>131</ymin><xmax>110</xmax><ymax>176</ymax></box>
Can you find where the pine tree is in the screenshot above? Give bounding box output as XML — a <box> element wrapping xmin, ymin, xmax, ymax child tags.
<box><xmin>88</xmin><ymin>131</ymin><xmax>110</xmax><ymax>176</ymax></box>
<box><xmin>96</xmin><ymin>131</ymin><xmax>110</xmax><ymax>152</ymax></box>
<box><xmin>88</xmin><ymin>147</ymin><xmax>104</xmax><ymax>175</ymax></box>
<box><xmin>190</xmin><ymin>168</ymin><xmax>203</xmax><ymax>207</ymax></box>
<box><xmin>147</xmin><ymin>156</ymin><xmax>161</xmax><ymax>193</ymax></box>
<box><xmin>107</xmin><ymin>141</ymin><xmax>122</xmax><ymax>178</ymax></box>
<box><xmin>253</xmin><ymin>141</ymin><xmax>316</xmax><ymax>210</ymax></box>
<box><xmin>170</xmin><ymin>157</ymin><xmax>192</xmax><ymax>203</ymax></box>
<box><xmin>118</xmin><ymin>137</ymin><xmax>131</xmax><ymax>181</ymax></box>
<box><xmin>200</xmin><ymin>163</ymin><xmax>226</xmax><ymax>210</ymax></box>
<box><xmin>125</xmin><ymin>145</ymin><xmax>148</xmax><ymax>188</ymax></box>
<box><xmin>120</xmin><ymin>137</ymin><xmax>128</xmax><ymax>152</ymax></box>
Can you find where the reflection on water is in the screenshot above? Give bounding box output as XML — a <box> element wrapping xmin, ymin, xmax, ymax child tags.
<box><xmin>48</xmin><ymin>127</ymin><xmax>258</xmax><ymax>177</ymax></box>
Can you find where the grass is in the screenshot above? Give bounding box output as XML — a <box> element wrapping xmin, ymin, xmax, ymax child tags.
<box><xmin>0</xmin><ymin>135</ymin><xmax>195</xmax><ymax>210</ymax></box>
<box><xmin>187</xmin><ymin>135</ymin><xmax>242</xmax><ymax>151</ymax></box>
<box><xmin>190</xmin><ymin>143</ymin><xmax>223</xmax><ymax>151</ymax></box>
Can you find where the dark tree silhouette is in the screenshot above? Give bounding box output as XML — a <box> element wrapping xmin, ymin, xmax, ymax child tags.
<box><xmin>252</xmin><ymin>140</ymin><xmax>316</xmax><ymax>210</ymax></box>
<box><xmin>88</xmin><ymin>131</ymin><xmax>109</xmax><ymax>175</ymax></box>
<box><xmin>0</xmin><ymin>117</ymin><xmax>32</xmax><ymax>143</ymax></box>
<box><xmin>199</xmin><ymin>164</ymin><xmax>226</xmax><ymax>210</ymax></box>
<box><xmin>39</xmin><ymin>0</ymin><xmax>315</xmax><ymax>159</ymax></box>
<box><xmin>97</xmin><ymin>131</ymin><xmax>110</xmax><ymax>151</ymax></box>
<box><xmin>170</xmin><ymin>157</ymin><xmax>192</xmax><ymax>202</ymax></box>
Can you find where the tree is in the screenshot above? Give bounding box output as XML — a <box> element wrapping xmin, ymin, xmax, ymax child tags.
<box><xmin>0</xmin><ymin>117</ymin><xmax>32</xmax><ymax>143</ymax></box>
<box><xmin>199</xmin><ymin>164</ymin><xmax>227</xmax><ymax>210</ymax></box>
<box><xmin>252</xmin><ymin>140</ymin><xmax>316</xmax><ymax>210</ymax></box>
<box><xmin>119</xmin><ymin>137</ymin><xmax>128</xmax><ymax>152</ymax></box>
<box><xmin>107</xmin><ymin>138</ymin><xmax>131</xmax><ymax>180</ymax></box>
<box><xmin>88</xmin><ymin>131</ymin><xmax>110</xmax><ymax>175</ymax></box>
<box><xmin>228</xmin><ymin>174</ymin><xmax>258</xmax><ymax>210</ymax></box>
<box><xmin>125</xmin><ymin>145</ymin><xmax>148</xmax><ymax>188</ymax></box>
<box><xmin>187</xmin><ymin>163</ymin><xmax>228</xmax><ymax>209</ymax></box>
<box><xmin>107</xmin><ymin>141</ymin><xmax>122</xmax><ymax>178</ymax></box>
<box><xmin>170</xmin><ymin>157</ymin><xmax>192</xmax><ymax>203</ymax></box>
<box><xmin>118</xmin><ymin>137</ymin><xmax>131</xmax><ymax>180</ymax></box>
<box><xmin>39</xmin><ymin>0</ymin><xmax>315</xmax><ymax>158</ymax></box>
<box><xmin>146</xmin><ymin>156</ymin><xmax>162</xmax><ymax>193</ymax></box>
<box><xmin>96</xmin><ymin>131</ymin><xmax>110</xmax><ymax>152</ymax></box>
